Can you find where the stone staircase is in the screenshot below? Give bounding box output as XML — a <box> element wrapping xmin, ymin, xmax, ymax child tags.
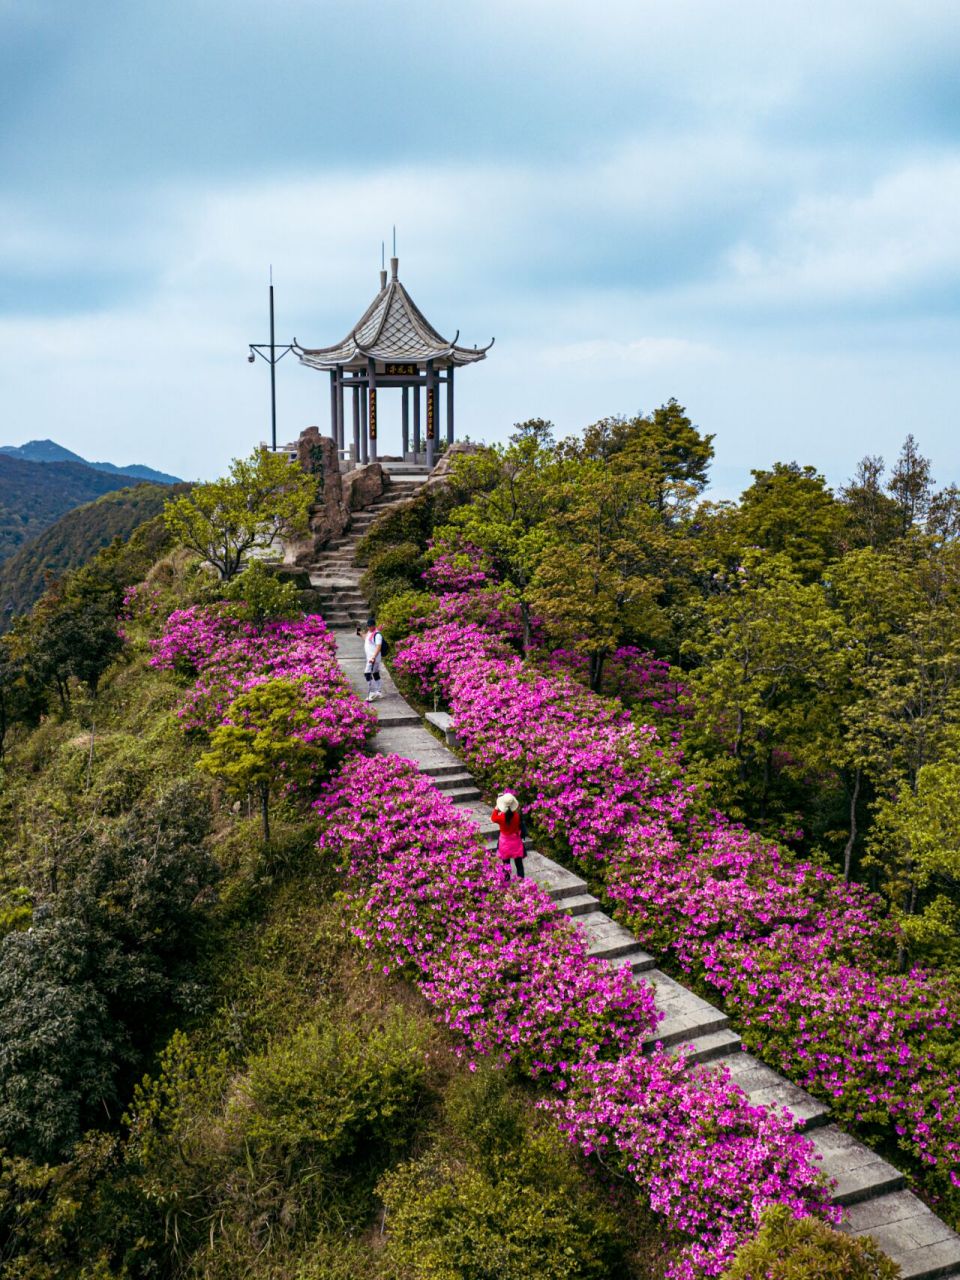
<box><xmin>307</xmin><ymin>481</ymin><xmax>425</xmax><ymax>627</ymax></box>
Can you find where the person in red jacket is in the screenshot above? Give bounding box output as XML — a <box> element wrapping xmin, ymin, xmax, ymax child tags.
<box><xmin>491</xmin><ymin>792</ymin><xmax>526</xmax><ymax>883</ymax></box>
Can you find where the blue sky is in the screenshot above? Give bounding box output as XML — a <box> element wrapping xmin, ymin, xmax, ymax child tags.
<box><xmin>2</xmin><ymin>0</ymin><xmax>959</xmax><ymax>495</ymax></box>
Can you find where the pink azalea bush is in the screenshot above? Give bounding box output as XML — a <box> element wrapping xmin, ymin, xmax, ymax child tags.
<box><xmin>539</xmin><ymin>644</ymin><xmax>690</xmax><ymax>718</ymax></box>
<box><xmin>315</xmin><ymin>753</ymin><xmax>658</xmax><ymax>1075</ymax></box>
<box><xmin>314</xmin><ymin>752</ymin><xmax>834</xmax><ymax>1278</ymax></box>
<box><xmin>422</xmin><ymin>540</ymin><xmax>492</xmax><ymax>593</ymax></box>
<box><xmin>545</xmin><ymin>1052</ymin><xmax>838</xmax><ymax>1278</ymax></box>
<box><xmin>151</xmin><ymin>604</ymin><xmax>374</xmax><ymax>757</ymax></box>
<box><xmin>393</xmin><ymin>617</ymin><xmax>960</xmax><ymax>1207</ymax></box>
<box><xmin>121</xmin><ymin>582</ymin><xmax>163</xmax><ymax>620</ymax></box>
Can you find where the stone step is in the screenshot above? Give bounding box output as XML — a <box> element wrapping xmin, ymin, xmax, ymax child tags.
<box><xmin>418</xmin><ymin>761</ymin><xmax>469</xmax><ymax>779</ymax></box>
<box><xmin>719</xmin><ymin>1051</ymin><xmax>830</xmax><ymax>1132</ymax></box>
<box><xmin>667</xmin><ymin>1027</ymin><xmax>742</xmax><ymax>1066</ymax></box>
<box><xmin>432</xmin><ymin>772</ymin><xmax>477</xmax><ymax>791</ymax></box>
<box><xmin>807</xmin><ymin>1125</ymin><xmax>905</xmax><ymax>1208</ymax></box>
<box><xmin>578</xmin><ymin>912</ymin><xmax>654</xmax><ymax>963</ymax></box>
<box><xmin>524</xmin><ymin>851</ymin><xmax>589</xmax><ymax>902</ymax></box>
<box><xmin>555</xmin><ymin>892</ymin><xmax>603</xmax><ymax>918</ymax></box>
<box><xmin>639</xmin><ymin>968</ymin><xmax>731</xmax><ymax>1051</ymax></box>
<box><xmin>604</xmin><ymin>947</ymin><xmax>659</xmax><ymax>976</ymax></box>
<box><xmin>372</xmin><ymin>709</ymin><xmax>422</xmax><ymax>729</ymax></box>
<box><xmin>442</xmin><ymin>784</ymin><xmax>483</xmax><ymax>803</ymax></box>
<box><xmin>841</xmin><ymin>1189</ymin><xmax>960</xmax><ymax>1278</ymax></box>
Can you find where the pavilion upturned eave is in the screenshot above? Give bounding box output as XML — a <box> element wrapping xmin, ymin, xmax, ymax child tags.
<box><xmin>292</xmin><ymin>339</ymin><xmax>491</xmax><ymax>372</ymax></box>
<box><xmin>292</xmin><ymin>263</ymin><xmax>492</xmax><ymax>373</ymax></box>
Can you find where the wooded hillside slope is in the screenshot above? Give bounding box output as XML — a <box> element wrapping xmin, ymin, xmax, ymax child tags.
<box><xmin>0</xmin><ymin>482</ymin><xmax>188</xmax><ymax>626</ymax></box>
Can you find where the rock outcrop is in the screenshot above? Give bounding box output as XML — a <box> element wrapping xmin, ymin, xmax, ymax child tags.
<box><xmin>342</xmin><ymin>462</ymin><xmax>385</xmax><ymax>511</ymax></box>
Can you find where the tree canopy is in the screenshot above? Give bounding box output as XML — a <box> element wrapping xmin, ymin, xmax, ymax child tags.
<box><xmin>163</xmin><ymin>448</ymin><xmax>314</xmax><ymax>581</ymax></box>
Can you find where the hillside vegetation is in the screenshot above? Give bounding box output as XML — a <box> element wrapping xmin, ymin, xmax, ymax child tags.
<box><xmin>0</xmin><ymin>483</ymin><xmax>189</xmax><ymax>626</ymax></box>
<box><xmin>0</xmin><ymin>497</ymin><xmax>666</xmax><ymax>1279</ymax></box>
<box><xmin>0</xmin><ymin>453</ymin><xmax>138</xmax><ymax>565</ymax></box>
<box><xmin>360</xmin><ymin>410</ymin><xmax>960</xmax><ymax>1224</ymax></box>
<box><xmin>0</xmin><ymin>430</ymin><xmax>944</xmax><ymax>1278</ymax></box>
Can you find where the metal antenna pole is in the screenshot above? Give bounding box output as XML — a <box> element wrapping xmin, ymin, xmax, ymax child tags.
<box><xmin>248</xmin><ymin>266</ymin><xmax>294</xmax><ymax>451</ymax></box>
<box><xmin>269</xmin><ymin>270</ymin><xmax>277</xmax><ymax>452</ymax></box>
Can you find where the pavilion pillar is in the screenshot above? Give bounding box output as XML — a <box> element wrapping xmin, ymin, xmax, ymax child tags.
<box><xmin>359</xmin><ymin>381</ymin><xmax>369</xmax><ymax>465</ymax></box>
<box><xmin>351</xmin><ymin>384</ymin><xmax>360</xmax><ymax>466</ymax></box>
<box><xmin>446</xmin><ymin>366</ymin><xmax>455</xmax><ymax>445</ymax></box>
<box><xmin>425</xmin><ymin>359</ymin><xmax>436</xmax><ymax>471</ymax></box>
<box><xmin>368</xmin><ymin>357</ymin><xmax>378</xmax><ymax>462</ymax></box>
<box><xmin>329</xmin><ymin>371</ymin><xmax>337</xmax><ymax>442</ymax></box>
<box><xmin>335</xmin><ymin>372</ymin><xmax>344</xmax><ymax>454</ymax></box>
<box><xmin>401</xmin><ymin>386</ymin><xmax>410</xmax><ymax>458</ymax></box>
<box><xmin>412</xmin><ymin>381</ymin><xmax>421</xmax><ymax>457</ymax></box>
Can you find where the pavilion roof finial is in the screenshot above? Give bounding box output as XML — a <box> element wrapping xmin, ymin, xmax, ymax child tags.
<box><xmin>390</xmin><ymin>255</ymin><xmax>399</xmax><ymax>282</ymax></box>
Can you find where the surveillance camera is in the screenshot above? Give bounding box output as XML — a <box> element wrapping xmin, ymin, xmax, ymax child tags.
<box><xmin>247</xmin><ymin>352</ymin><xmax>256</xmax><ymax>363</ymax></box>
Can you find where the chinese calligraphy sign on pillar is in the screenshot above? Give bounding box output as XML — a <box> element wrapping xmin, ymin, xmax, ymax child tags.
<box><xmin>426</xmin><ymin>386</ymin><xmax>436</xmax><ymax>440</ymax></box>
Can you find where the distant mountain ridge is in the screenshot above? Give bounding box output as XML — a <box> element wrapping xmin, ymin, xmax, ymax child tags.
<box><xmin>0</xmin><ymin>439</ymin><xmax>182</xmax><ymax>486</ymax></box>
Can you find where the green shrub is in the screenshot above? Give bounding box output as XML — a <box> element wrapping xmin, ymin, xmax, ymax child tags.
<box><xmin>355</xmin><ymin>495</ymin><xmax>434</xmax><ymax>567</ymax></box>
<box><xmin>221</xmin><ymin>559</ymin><xmax>303</xmax><ymax>623</ymax></box>
<box><xmin>378</xmin><ymin>1137</ymin><xmax>627</xmax><ymax>1280</ymax></box>
<box><xmin>376</xmin><ymin>589</ymin><xmax>439</xmax><ymax>644</ymax></box>
<box><xmin>292</xmin><ymin>1234</ymin><xmax>378</xmax><ymax>1280</ymax></box>
<box><xmin>359</xmin><ymin>541</ymin><xmax>426</xmax><ymax>612</ymax></box>
<box><xmin>0</xmin><ymin>1131</ymin><xmax>160</xmax><ymax>1279</ymax></box>
<box><xmin>0</xmin><ymin>782</ymin><xmax>217</xmax><ymax>1162</ymax></box>
<box><xmin>238</xmin><ymin>1013</ymin><xmax>428</xmax><ymax>1175</ymax></box>
<box><xmin>722</xmin><ymin>1206</ymin><xmax>900</xmax><ymax>1280</ymax></box>
<box><xmin>127</xmin><ymin>1008</ymin><xmax>430</xmax><ymax>1265</ymax></box>
<box><xmin>378</xmin><ymin>1065</ymin><xmax>631</xmax><ymax>1280</ymax></box>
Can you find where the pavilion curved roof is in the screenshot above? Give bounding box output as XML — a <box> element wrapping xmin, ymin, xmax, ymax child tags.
<box><xmin>293</xmin><ymin>260</ymin><xmax>494</xmax><ymax>371</ymax></box>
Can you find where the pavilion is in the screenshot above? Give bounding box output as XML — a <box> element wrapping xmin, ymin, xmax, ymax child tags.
<box><xmin>293</xmin><ymin>257</ymin><xmax>492</xmax><ymax>470</ymax></box>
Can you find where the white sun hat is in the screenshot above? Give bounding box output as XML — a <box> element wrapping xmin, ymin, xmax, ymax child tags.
<box><xmin>495</xmin><ymin>792</ymin><xmax>519</xmax><ymax>812</ymax></box>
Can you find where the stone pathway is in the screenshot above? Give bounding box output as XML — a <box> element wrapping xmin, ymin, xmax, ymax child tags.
<box><xmin>310</xmin><ymin>498</ymin><xmax>960</xmax><ymax>1278</ymax></box>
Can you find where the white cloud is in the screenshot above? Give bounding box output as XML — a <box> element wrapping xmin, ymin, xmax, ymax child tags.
<box><xmin>725</xmin><ymin>156</ymin><xmax>960</xmax><ymax>305</ymax></box>
<box><xmin>539</xmin><ymin>337</ymin><xmax>719</xmax><ymax>368</ymax></box>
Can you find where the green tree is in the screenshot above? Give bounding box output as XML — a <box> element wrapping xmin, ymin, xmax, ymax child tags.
<box><xmin>11</xmin><ymin>570</ymin><xmax>124</xmax><ymax>712</ymax></box>
<box><xmin>734</xmin><ymin>462</ymin><xmax>844</xmax><ymax>582</ymax></box>
<box><xmin>888</xmin><ymin>433</ymin><xmax>932</xmax><ymax>535</ymax></box>
<box><xmin>580</xmin><ymin>399</ymin><xmax>715</xmax><ymax>519</ymax></box>
<box><xmin>0</xmin><ymin>640</ymin><xmax>46</xmax><ymax>759</ymax></box>
<box><xmin>198</xmin><ymin>678</ymin><xmax>329</xmax><ymax>842</ymax></box>
<box><xmin>833</xmin><ymin>542</ymin><xmax>960</xmax><ymax>798</ymax></box>
<box><xmin>927</xmin><ymin>483</ymin><xmax>960</xmax><ymax>543</ymax></box>
<box><xmin>164</xmin><ymin>448</ymin><xmax>314</xmax><ymax>581</ymax></box>
<box><xmin>868</xmin><ymin>761</ymin><xmax>960</xmax><ymax>967</ymax></box>
<box><xmin>682</xmin><ymin>551</ymin><xmax>848</xmax><ymax>829</ymax></box>
<box><xmin>528</xmin><ymin>460</ymin><xmax>672</xmax><ymax>688</ymax></box>
<box><xmin>839</xmin><ymin>455</ymin><xmax>903</xmax><ymax>550</ymax></box>
<box><xmin>442</xmin><ymin>422</ymin><xmax>568</xmax><ymax>648</ymax></box>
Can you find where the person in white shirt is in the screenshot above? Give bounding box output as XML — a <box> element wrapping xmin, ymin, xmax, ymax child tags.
<box><xmin>361</xmin><ymin>616</ymin><xmax>383</xmax><ymax>702</ymax></box>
